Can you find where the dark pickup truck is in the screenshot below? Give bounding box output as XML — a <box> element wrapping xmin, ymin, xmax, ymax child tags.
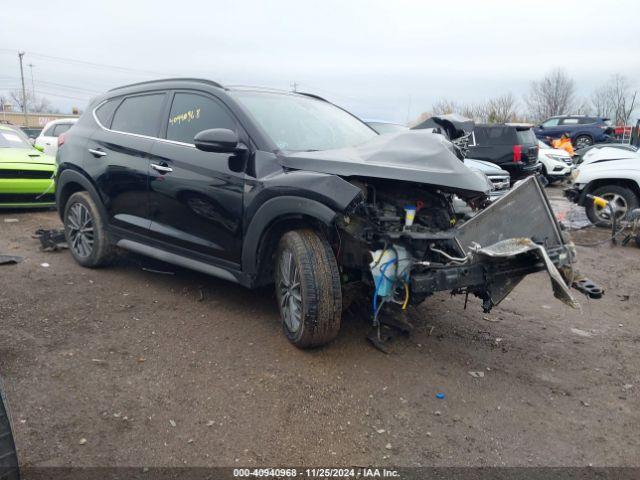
<box><xmin>467</xmin><ymin>124</ymin><xmax>540</xmax><ymax>181</ymax></box>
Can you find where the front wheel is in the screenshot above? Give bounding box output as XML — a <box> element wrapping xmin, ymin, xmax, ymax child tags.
<box><xmin>274</xmin><ymin>229</ymin><xmax>342</xmax><ymax>348</ymax></box>
<box><xmin>585</xmin><ymin>185</ymin><xmax>639</xmax><ymax>227</ymax></box>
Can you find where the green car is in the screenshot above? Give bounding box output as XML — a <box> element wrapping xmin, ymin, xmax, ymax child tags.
<box><xmin>0</xmin><ymin>124</ymin><xmax>56</xmax><ymax>208</ymax></box>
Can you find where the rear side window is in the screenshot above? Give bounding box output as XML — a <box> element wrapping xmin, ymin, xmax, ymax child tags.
<box><xmin>516</xmin><ymin>129</ymin><xmax>536</xmax><ymax>145</ymax></box>
<box><xmin>165</xmin><ymin>92</ymin><xmax>236</xmax><ymax>144</ymax></box>
<box><xmin>474</xmin><ymin>126</ymin><xmax>516</xmax><ymax>145</ymax></box>
<box><xmin>111</xmin><ymin>93</ymin><xmax>165</xmax><ymax>137</ymax></box>
<box><xmin>95</xmin><ymin>99</ymin><xmax>120</xmax><ymax>127</ymax></box>
<box><xmin>578</xmin><ymin>117</ymin><xmax>595</xmax><ymax>124</ymax></box>
<box><xmin>52</xmin><ymin>123</ymin><xmax>71</xmax><ymax>137</ymax></box>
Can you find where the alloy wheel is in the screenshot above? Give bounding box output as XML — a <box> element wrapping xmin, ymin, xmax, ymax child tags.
<box><xmin>67</xmin><ymin>203</ymin><xmax>95</xmax><ymax>258</ymax></box>
<box><xmin>595</xmin><ymin>193</ymin><xmax>628</xmax><ymax>222</ymax></box>
<box><xmin>575</xmin><ymin>136</ymin><xmax>592</xmax><ymax>149</ymax></box>
<box><xmin>278</xmin><ymin>250</ymin><xmax>302</xmax><ymax>333</ymax></box>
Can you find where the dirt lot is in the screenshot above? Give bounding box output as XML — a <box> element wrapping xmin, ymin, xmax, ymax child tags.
<box><xmin>1</xmin><ymin>187</ymin><xmax>638</xmax><ymax>468</ymax></box>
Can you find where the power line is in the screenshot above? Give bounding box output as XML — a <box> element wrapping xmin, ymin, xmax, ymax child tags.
<box><xmin>0</xmin><ymin>49</ymin><xmax>178</xmax><ymax>77</ymax></box>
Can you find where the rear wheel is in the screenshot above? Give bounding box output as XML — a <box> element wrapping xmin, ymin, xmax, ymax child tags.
<box><xmin>63</xmin><ymin>191</ymin><xmax>114</xmax><ymax>267</ymax></box>
<box><xmin>574</xmin><ymin>135</ymin><xmax>593</xmax><ymax>149</ymax></box>
<box><xmin>585</xmin><ymin>185</ymin><xmax>639</xmax><ymax>227</ymax></box>
<box><xmin>274</xmin><ymin>229</ymin><xmax>342</xmax><ymax>348</ymax></box>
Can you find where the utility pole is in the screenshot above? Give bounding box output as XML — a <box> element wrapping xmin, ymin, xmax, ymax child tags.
<box><xmin>18</xmin><ymin>52</ymin><xmax>28</xmax><ymax>127</ymax></box>
<box><xmin>28</xmin><ymin>63</ymin><xmax>36</xmax><ymax>96</ymax></box>
<box><xmin>291</xmin><ymin>81</ymin><xmax>298</xmax><ymax>92</ymax></box>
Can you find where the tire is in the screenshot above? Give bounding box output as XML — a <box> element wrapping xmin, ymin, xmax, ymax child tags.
<box><xmin>585</xmin><ymin>185</ymin><xmax>639</xmax><ymax>228</ymax></box>
<box><xmin>0</xmin><ymin>382</ymin><xmax>20</xmax><ymax>480</ymax></box>
<box><xmin>574</xmin><ymin>135</ymin><xmax>593</xmax><ymax>149</ymax></box>
<box><xmin>63</xmin><ymin>191</ymin><xmax>114</xmax><ymax>267</ymax></box>
<box><xmin>274</xmin><ymin>229</ymin><xmax>342</xmax><ymax>348</ymax></box>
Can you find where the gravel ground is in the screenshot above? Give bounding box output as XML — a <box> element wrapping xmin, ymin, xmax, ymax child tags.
<box><xmin>0</xmin><ymin>187</ymin><xmax>638</xmax><ymax>468</ymax></box>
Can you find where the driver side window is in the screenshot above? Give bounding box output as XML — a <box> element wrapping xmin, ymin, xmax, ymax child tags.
<box><xmin>166</xmin><ymin>92</ymin><xmax>236</xmax><ymax>144</ymax></box>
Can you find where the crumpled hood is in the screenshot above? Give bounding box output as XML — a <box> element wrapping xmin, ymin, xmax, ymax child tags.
<box><xmin>279</xmin><ymin>130</ymin><xmax>492</xmax><ymax>197</ymax></box>
<box><xmin>0</xmin><ymin>148</ymin><xmax>55</xmax><ymax>165</ymax></box>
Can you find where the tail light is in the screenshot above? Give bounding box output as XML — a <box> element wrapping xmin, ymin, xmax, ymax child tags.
<box><xmin>58</xmin><ymin>133</ymin><xmax>67</xmax><ymax>147</ymax></box>
<box><xmin>513</xmin><ymin>144</ymin><xmax>522</xmax><ymax>163</ymax></box>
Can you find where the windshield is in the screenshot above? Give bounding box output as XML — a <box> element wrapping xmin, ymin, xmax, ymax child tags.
<box><xmin>367</xmin><ymin>122</ymin><xmax>408</xmax><ymax>135</ymax></box>
<box><xmin>232</xmin><ymin>91</ymin><xmax>377</xmax><ymax>151</ymax></box>
<box><xmin>0</xmin><ymin>128</ymin><xmax>33</xmax><ymax>149</ymax></box>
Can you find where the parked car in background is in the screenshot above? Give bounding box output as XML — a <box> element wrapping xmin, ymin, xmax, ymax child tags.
<box><xmin>366</xmin><ymin>120</ymin><xmax>408</xmax><ymax>135</ymax></box>
<box><xmin>565</xmin><ymin>147</ymin><xmax>640</xmax><ymax>226</ymax></box>
<box><xmin>466</xmin><ymin>123</ymin><xmax>540</xmax><ymax>181</ymax></box>
<box><xmin>464</xmin><ymin>158</ymin><xmax>510</xmax><ymax>201</ymax></box>
<box><xmin>534</xmin><ymin>115</ymin><xmax>613</xmax><ymax>149</ymax></box>
<box><xmin>537</xmin><ymin>139</ymin><xmax>573</xmax><ymax>183</ymax></box>
<box><xmin>36</xmin><ymin>119</ymin><xmax>77</xmax><ymax>156</ymax></box>
<box><xmin>21</xmin><ymin>127</ymin><xmax>43</xmax><ymax>141</ymax></box>
<box><xmin>0</xmin><ymin>124</ymin><xmax>56</xmax><ymax>208</ymax></box>
<box><xmin>573</xmin><ymin>143</ymin><xmax>638</xmax><ymax>164</ymax></box>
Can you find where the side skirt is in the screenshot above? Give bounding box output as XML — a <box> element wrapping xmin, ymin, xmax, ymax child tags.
<box><xmin>116</xmin><ymin>239</ymin><xmax>242</xmax><ymax>285</ymax></box>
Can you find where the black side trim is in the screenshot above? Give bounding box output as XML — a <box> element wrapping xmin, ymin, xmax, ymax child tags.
<box><xmin>241</xmin><ymin>196</ymin><xmax>337</xmax><ymax>277</ymax></box>
<box><xmin>55</xmin><ymin>168</ymin><xmax>108</xmax><ymax>221</ymax></box>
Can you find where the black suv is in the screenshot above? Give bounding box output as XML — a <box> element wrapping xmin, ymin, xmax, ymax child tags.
<box><xmin>56</xmin><ymin>79</ymin><xmax>584</xmax><ymax>348</ymax></box>
<box><xmin>466</xmin><ymin>124</ymin><xmax>540</xmax><ymax>180</ymax></box>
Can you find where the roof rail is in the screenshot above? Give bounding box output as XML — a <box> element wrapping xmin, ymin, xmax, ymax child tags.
<box><xmin>109</xmin><ymin>78</ymin><xmax>224</xmax><ymax>92</ymax></box>
<box><xmin>297</xmin><ymin>92</ymin><xmax>328</xmax><ymax>102</ymax></box>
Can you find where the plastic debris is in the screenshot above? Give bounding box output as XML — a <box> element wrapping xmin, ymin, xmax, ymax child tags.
<box><xmin>436</xmin><ymin>392</ymin><xmax>445</xmax><ymax>399</ymax></box>
<box><xmin>169</xmin><ymin>419</ymin><xmax>176</xmax><ymax>427</ymax></box>
<box><xmin>0</xmin><ymin>255</ymin><xmax>24</xmax><ymax>265</ymax></box>
<box><xmin>385</xmin><ymin>443</ymin><xmax>393</xmax><ymax>450</ymax></box>
<box><xmin>79</xmin><ymin>438</ymin><xmax>87</xmax><ymax>445</ymax></box>
<box><xmin>3</xmin><ymin>218</ymin><xmax>19</xmax><ymax>223</ymax></box>
<box><xmin>468</xmin><ymin>371</ymin><xmax>485</xmax><ymax>378</ymax></box>
<box><xmin>40</xmin><ymin>263</ymin><xmax>50</xmax><ymax>268</ymax></box>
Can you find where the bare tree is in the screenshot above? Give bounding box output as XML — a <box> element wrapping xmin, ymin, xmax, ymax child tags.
<box><xmin>485</xmin><ymin>93</ymin><xmax>518</xmax><ymax>123</ymax></box>
<box><xmin>590</xmin><ymin>75</ymin><xmax>638</xmax><ymax>124</ymax></box>
<box><xmin>9</xmin><ymin>89</ymin><xmax>58</xmax><ymax>113</ymax></box>
<box><xmin>430</xmin><ymin>98</ymin><xmax>459</xmax><ymax>116</ymax></box>
<box><xmin>525</xmin><ymin>69</ymin><xmax>576</xmax><ymax>121</ymax></box>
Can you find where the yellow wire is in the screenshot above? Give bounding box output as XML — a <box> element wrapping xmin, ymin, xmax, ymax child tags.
<box><xmin>402</xmin><ymin>282</ymin><xmax>410</xmax><ymax>310</ymax></box>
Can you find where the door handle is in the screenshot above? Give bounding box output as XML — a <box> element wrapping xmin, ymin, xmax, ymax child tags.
<box><xmin>88</xmin><ymin>148</ymin><xmax>107</xmax><ymax>157</ymax></box>
<box><xmin>151</xmin><ymin>163</ymin><xmax>173</xmax><ymax>173</ymax></box>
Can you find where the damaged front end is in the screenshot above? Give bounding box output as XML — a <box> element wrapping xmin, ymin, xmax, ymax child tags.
<box><xmin>337</xmin><ymin>175</ymin><xmax>581</xmax><ymax>325</ymax></box>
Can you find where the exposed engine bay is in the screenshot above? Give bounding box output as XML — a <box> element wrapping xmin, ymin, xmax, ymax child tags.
<box><xmin>336</xmin><ymin>175</ymin><xmax>582</xmax><ymax>344</ymax></box>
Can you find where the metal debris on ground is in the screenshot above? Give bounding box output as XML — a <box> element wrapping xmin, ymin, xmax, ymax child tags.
<box><xmin>0</xmin><ymin>255</ymin><xmax>24</xmax><ymax>265</ymax></box>
<box><xmin>468</xmin><ymin>371</ymin><xmax>485</xmax><ymax>378</ymax></box>
<box><xmin>33</xmin><ymin>229</ymin><xmax>68</xmax><ymax>251</ymax></box>
<box><xmin>141</xmin><ymin>267</ymin><xmax>175</xmax><ymax>275</ymax></box>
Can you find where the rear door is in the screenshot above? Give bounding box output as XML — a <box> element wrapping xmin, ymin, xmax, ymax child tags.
<box><xmin>85</xmin><ymin>92</ymin><xmax>168</xmax><ymax>236</ymax></box>
<box><xmin>147</xmin><ymin>90</ymin><xmax>246</xmax><ymax>265</ymax></box>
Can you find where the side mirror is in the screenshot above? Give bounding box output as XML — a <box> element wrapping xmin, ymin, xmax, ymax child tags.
<box><xmin>537</xmin><ymin>124</ymin><xmax>544</xmax><ymax>129</ymax></box>
<box><xmin>34</xmin><ymin>144</ymin><xmax>44</xmax><ymax>152</ymax></box>
<box><xmin>194</xmin><ymin>129</ymin><xmax>239</xmax><ymax>153</ymax></box>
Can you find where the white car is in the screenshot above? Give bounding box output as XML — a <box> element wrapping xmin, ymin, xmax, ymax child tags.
<box><xmin>565</xmin><ymin>148</ymin><xmax>640</xmax><ymax>226</ymax></box>
<box><xmin>35</xmin><ymin>119</ymin><xmax>77</xmax><ymax>156</ymax></box>
<box><xmin>538</xmin><ymin>140</ymin><xmax>573</xmax><ymax>183</ymax></box>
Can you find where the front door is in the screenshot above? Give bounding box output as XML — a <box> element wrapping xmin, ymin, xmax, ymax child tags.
<box><xmin>148</xmin><ymin>91</ymin><xmax>245</xmax><ymax>265</ymax></box>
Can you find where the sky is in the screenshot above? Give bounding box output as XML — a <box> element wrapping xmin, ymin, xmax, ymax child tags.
<box><xmin>1</xmin><ymin>0</ymin><xmax>639</xmax><ymax>123</ymax></box>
